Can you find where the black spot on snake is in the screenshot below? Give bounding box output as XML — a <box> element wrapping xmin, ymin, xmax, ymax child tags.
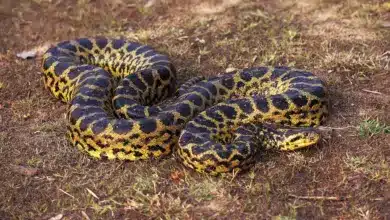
<box><xmin>112</xmin><ymin>39</ymin><xmax>125</xmax><ymax>49</ymax></box>
<box><xmin>188</xmin><ymin>94</ymin><xmax>203</xmax><ymax>107</ymax></box>
<box><xmin>218</xmin><ymin>105</ymin><xmax>237</xmax><ymax>119</ymax></box>
<box><xmin>126</xmin><ymin>43</ymin><xmax>142</xmax><ymax>52</ymax></box>
<box><xmin>54</xmin><ymin>62</ymin><xmax>71</xmax><ymax>74</ymax></box>
<box><xmin>176</xmin><ymin>103</ymin><xmax>192</xmax><ymax>117</ymax></box>
<box><xmin>281</xmin><ymin>70</ymin><xmax>312</xmax><ymax>81</ymax></box>
<box><xmin>150</xmin><ymin>55</ymin><xmax>169</xmax><ymax>63</ymax></box>
<box><xmin>221</xmin><ymin>77</ymin><xmax>234</xmax><ymax>90</ymax></box>
<box><xmin>139</xmin><ymin>119</ymin><xmax>157</xmax><ymax>134</ymax></box>
<box><xmin>91</xmin><ymin>119</ymin><xmax>109</xmax><ymax>135</ymax></box>
<box><xmin>240</xmin><ymin>71</ymin><xmax>253</xmax><ymax>82</ymax></box>
<box><xmin>140</xmin><ymin>69</ymin><xmax>155</xmax><ymax>86</ymax></box>
<box><xmin>79</xmin><ymin>113</ymin><xmax>106</xmax><ymax>131</ymax></box>
<box><xmin>58</xmin><ymin>41</ymin><xmax>77</xmax><ymax>53</ymax></box>
<box><xmin>113</xmin><ymin>120</ymin><xmax>133</xmax><ymax>134</ymax></box>
<box><xmin>219</xmin><ymin>88</ymin><xmax>227</xmax><ymax>96</ymax></box>
<box><xmin>254</xmin><ymin>96</ymin><xmax>269</xmax><ymax>113</ymax></box>
<box><xmin>246</xmin><ymin>66</ymin><xmax>269</xmax><ymax>77</ymax></box>
<box><xmin>270</xmin><ymin>66</ymin><xmax>290</xmax><ymax>80</ymax></box>
<box><xmin>95</xmin><ymin>37</ymin><xmax>108</xmax><ymax>49</ymax></box>
<box><xmin>271</xmin><ymin>94</ymin><xmax>289</xmax><ymax>110</ymax></box>
<box><xmin>237</xmin><ymin>99</ymin><xmax>254</xmax><ymax>114</ymax></box>
<box><xmin>133</xmin><ymin>151</ymin><xmax>144</xmax><ymax>157</ymax></box>
<box><xmin>160</xmin><ymin>112</ymin><xmax>175</xmax><ymax>126</ymax></box>
<box><xmin>43</xmin><ymin>56</ymin><xmax>57</xmax><ymax>71</ymax></box>
<box><xmin>157</xmin><ymin>67</ymin><xmax>171</xmax><ymax>81</ymax></box>
<box><xmin>136</xmin><ymin>45</ymin><xmax>152</xmax><ymax>55</ymax></box>
<box><xmin>150</xmin><ymin>145</ymin><xmax>166</xmax><ymax>153</ymax></box>
<box><xmin>285</xmin><ymin>90</ymin><xmax>308</xmax><ymax>107</ymax></box>
<box><xmin>77</xmin><ymin>38</ymin><xmax>93</xmax><ymax>50</ymax></box>
<box><xmin>129</xmin><ymin>75</ymin><xmax>147</xmax><ymax>91</ymax></box>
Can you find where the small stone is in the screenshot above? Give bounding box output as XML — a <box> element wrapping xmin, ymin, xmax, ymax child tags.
<box><xmin>195</xmin><ymin>38</ymin><xmax>206</xmax><ymax>44</ymax></box>
<box><xmin>225</xmin><ymin>65</ymin><xmax>237</xmax><ymax>73</ymax></box>
<box><xmin>49</xmin><ymin>214</ymin><xmax>63</xmax><ymax>220</ymax></box>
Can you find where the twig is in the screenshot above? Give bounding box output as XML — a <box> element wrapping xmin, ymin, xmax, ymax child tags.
<box><xmin>289</xmin><ymin>194</ymin><xmax>349</xmax><ymax>201</ymax></box>
<box><xmin>290</xmin><ymin>194</ymin><xmax>387</xmax><ymax>202</ymax></box>
<box><xmin>371</xmin><ymin>197</ymin><xmax>386</xmax><ymax>201</ymax></box>
<box><xmin>86</xmin><ymin>188</ymin><xmax>99</xmax><ymax>200</ymax></box>
<box><xmin>318</xmin><ymin>126</ymin><xmax>357</xmax><ymax>131</ymax></box>
<box><xmin>362</xmin><ymin>89</ymin><xmax>383</xmax><ymax>95</ymax></box>
<box><xmin>58</xmin><ymin>188</ymin><xmax>75</xmax><ymax>199</ymax></box>
<box><xmin>81</xmin><ymin>211</ymin><xmax>91</xmax><ymax>220</ymax></box>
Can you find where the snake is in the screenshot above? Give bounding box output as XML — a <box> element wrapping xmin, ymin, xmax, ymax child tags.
<box><xmin>41</xmin><ymin>37</ymin><xmax>328</xmax><ymax>175</ymax></box>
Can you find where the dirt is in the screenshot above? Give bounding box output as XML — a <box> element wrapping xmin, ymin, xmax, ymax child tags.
<box><xmin>0</xmin><ymin>0</ymin><xmax>389</xmax><ymax>219</ymax></box>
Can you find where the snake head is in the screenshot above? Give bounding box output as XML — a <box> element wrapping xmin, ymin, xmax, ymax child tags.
<box><xmin>276</xmin><ymin>128</ymin><xmax>321</xmax><ymax>151</ymax></box>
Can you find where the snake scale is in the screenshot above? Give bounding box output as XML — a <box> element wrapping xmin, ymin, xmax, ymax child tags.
<box><xmin>42</xmin><ymin>37</ymin><xmax>328</xmax><ymax>175</ymax></box>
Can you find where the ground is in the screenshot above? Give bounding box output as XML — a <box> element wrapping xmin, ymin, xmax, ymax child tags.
<box><xmin>0</xmin><ymin>0</ymin><xmax>389</xmax><ymax>219</ymax></box>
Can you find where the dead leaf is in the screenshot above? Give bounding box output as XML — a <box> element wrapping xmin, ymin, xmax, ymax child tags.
<box><xmin>170</xmin><ymin>170</ymin><xmax>183</xmax><ymax>184</ymax></box>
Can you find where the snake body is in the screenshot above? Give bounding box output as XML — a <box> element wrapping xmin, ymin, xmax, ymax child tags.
<box><xmin>42</xmin><ymin>37</ymin><xmax>328</xmax><ymax>174</ymax></box>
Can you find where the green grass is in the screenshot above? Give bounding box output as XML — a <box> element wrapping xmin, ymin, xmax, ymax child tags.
<box><xmin>358</xmin><ymin>119</ymin><xmax>390</xmax><ymax>137</ymax></box>
<box><xmin>344</xmin><ymin>153</ymin><xmax>389</xmax><ymax>182</ymax></box>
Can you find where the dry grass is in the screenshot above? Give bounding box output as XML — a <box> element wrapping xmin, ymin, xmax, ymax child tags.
<box><xmin>0</xmin><ymin>0</ymin><xmax>389</xmax><ymax>219</ymax></box>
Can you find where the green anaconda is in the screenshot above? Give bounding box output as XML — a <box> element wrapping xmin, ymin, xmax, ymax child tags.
<box><xmin>41</xmin><ymin>37</ymin><xmax>328</xmax><ymax>175</ymax></box>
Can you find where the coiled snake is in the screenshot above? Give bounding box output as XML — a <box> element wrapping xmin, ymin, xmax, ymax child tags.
<box><xmin>42</xmin><ymin>37</ymin><xmax>327</xmax><ymax>175</ymax></box>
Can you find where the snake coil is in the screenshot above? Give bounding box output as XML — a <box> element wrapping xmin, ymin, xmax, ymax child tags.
<box><xmin>42</xmin><ymin>37</ymin><xmax>328</xmax><ymax>175</ymax></box>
